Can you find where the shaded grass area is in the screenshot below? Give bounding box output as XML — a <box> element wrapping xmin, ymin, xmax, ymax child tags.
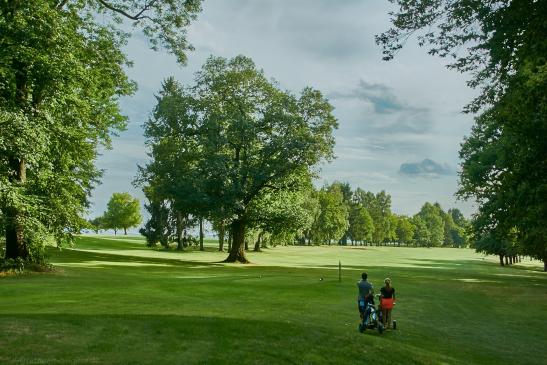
<box><xmin>0</xmin><ymin>236</ymin><xmax>545</xmax><ymax>364</ymax></box>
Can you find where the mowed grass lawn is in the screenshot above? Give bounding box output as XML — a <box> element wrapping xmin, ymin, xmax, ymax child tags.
<box><xmin>1</xmin><ymin>236</ymin><xmax>546</xmax><ymax>365</ymax></box>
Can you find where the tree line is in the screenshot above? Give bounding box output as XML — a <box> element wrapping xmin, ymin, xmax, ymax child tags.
<box><xmin>139</xmin><ymin>178</ymin><xmax>471</xmax><ymax>253</ymax></box>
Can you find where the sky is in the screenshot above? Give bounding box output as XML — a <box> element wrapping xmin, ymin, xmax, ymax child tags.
<box><xmin>90</xmin><ymin>0</ymin><xmax>477</xmax><ymax>225</ymax></box>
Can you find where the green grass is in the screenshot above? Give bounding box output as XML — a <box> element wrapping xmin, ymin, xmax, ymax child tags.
<box><xmin>1</xmin><ymin>235</ymin><xmax>546</xmax><ymax>364</ymax></box>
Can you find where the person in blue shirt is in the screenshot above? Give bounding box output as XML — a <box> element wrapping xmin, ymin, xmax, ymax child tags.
<box><xmin>357</xmin><ymin>272</ymin><xmax>374</xmax><ymax>322</ymax></box>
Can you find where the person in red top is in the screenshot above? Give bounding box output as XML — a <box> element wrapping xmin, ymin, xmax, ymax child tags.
<box><xmin>379</xmin><ymin>278</ymin><xmax>395</xmax><ymax>328</ymax></box>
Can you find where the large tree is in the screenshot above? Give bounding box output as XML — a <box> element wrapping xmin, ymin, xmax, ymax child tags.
<box><xmin>459</xmin><ymin>78</ymin><xmax>547</xmax><ymax>267</ymax></box>
<box><xmin>141</xmin><ymin>56</ymin><xmax>337</xmax><ymax>263</ymax></box>
<box><xmin>0</xmin><ymin>1</ymin><xmax>202</xmax><ymax>260</ymax></box>
<box><xmin>378</xmin><ymin>0</ymin><xmax>546</xmax><ymax>268</ymax></box>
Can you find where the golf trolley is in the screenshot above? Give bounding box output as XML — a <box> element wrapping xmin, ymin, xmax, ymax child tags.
<box><xmin>358</xmin><ymin>295</ymin><xmax>396</xmax><ymax>334</ymax></box>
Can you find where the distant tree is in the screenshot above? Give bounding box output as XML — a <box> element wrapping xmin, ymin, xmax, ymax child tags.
<box><xmin>415</xmin><ymin>203</ymin><xmax>444</xmax><ymax>247</ymax></box>
<box><xmin>433</xmin><ymin>203</ymin><xmax>455</xmax><ymax>247</ymax></box>
<box><xmin>138</xmin><ymin>186</ymin><xmax>175</xmax><ymax>247</ymax></box>
<box><xmin>412</xmin><ymin>216</ymin><xmax>430</xmax><ymax>247</ymax></box>
<box><xmin>136</xmin><ymin>77</ymin><xmax>208</xmax><ymax>251</ymax></box>
<box><xmin>396</xmin><ymin>216</ymin><xmax>415</xmax><ymax>246</ymax></box>
<box><xmin>312</xmin><ymin>187</ymin><xmax>349</xmax><ymax>245</ymax></box>
<box><xmin>88</xmin><ymin>217</ymin><xmax>104</xmax><ymax>234</ymax></box>
<box><xmin>448</xmin><ymin>208</ymin><xmax>466</xmax><ymax>227</ymax></box>
<box><xmin>329</xmin><ymin>182</ymin><xmax>353</xmax><ymax>244</ymax></box>
<box><xmin>386</xmin><ymin>213</ymin><xmax>399</xmax><ymax>244</ymax></box>
<box><xmin>211</xmin><ymin>217</ymin><xmax>230</xmax><ymax>252</ymax></box>
<box><xmin>366</xmin><ymin>191</ymin><xmax>392</xmax><ymax>245</ymax></box>
<box><xmin>473</xmin><ymin>226</ymin><xmax>519</xmax><ymax>267</ymax></box>
<box><xmin>348</xmin><ymin>204</ymin><xmax>374</xmax><ymax>245</ymax></box>
<box><xmin>103</xmin><ymin>193</ymin><xmax>142</xmax><ymax>235</ymax></box>
<box><xmin>301</xmin><ymin>190</ymin><xmax>321</xmax><ymax>245</ymax></box>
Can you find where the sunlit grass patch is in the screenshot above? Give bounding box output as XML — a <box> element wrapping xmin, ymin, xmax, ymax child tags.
<box><xmin>1</xmin><ymin>236</ymin><xmax>545</xmax><ymax>365</ymax></box>
<box><xmin>55</xmin><ymin>260</ymin><xmax>175</xmax><ymax>268</ymax></box>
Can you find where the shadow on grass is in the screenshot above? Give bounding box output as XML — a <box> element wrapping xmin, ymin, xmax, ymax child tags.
<box><xmin>48</xmin><ymin>247</ymin><xmax>225</xmax><ymax>271</ymax></box>
<box><xmin>0</xmin><ymin>313</ymin><xmax>470</xmax><ymax>365</ymax></box>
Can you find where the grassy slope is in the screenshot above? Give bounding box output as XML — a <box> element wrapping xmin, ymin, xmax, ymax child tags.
<box><xmin>0</xmin><ymin>236</ymin><xmax>545</xmax><ymax>365</ymax></box>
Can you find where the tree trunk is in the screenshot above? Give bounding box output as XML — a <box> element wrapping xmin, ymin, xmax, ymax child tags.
<box><xmin>544</xmin><ymin>259</ymin><xmax>546</xmax><ymax>272</ymax></box>
<box><xmin>176</xmin><ymin>211</ymin><xmax>184</xmax><ymax>250</ymax></box>
<box><xmin>254</xmin><ymin>231</ymin><xmax>263</xmax><ymax>252</ymax></box>
<box><xmin>114</xmin><ymin>228</ymin><xmax>117</xmax><ymax>235</ymax></box>
<box><xmin>227</xmin><ymin>230</ymin><xmax>232</xmax><ymax>251</ymax></box>
<box><xmin>244</xmin><ymin>238</ymin><xmax>249</xmax><ymax>251</ymax></box>
<box><xmin>504</xmin><ymin>256</ymin><xmax>509</xmax><ymax>265</ymax></box>
<box><xmin>218</xmin><ymin>222</ymin><xmax>225</xmax><ymax>251</ymax></box>
<box><xmin>223</xmin><ymin>219</ymin><xmax>249</xmax><ymax>263</ymax></box>
<box><xmin>124</xmin><ymin>227</ymin><xmax>127</xmax><ymax>235</ymax></box>
<box><xmin>199</xmin><ymin>218</ymin><xmax>204</xmax><ymax>251</ymax></box>
<box><xmin>5</xmin><ymin>157</ymin><xmax>28</xmax><ymax>260</ymax></box>
<box><xmin>499</xmin><ymin>254</ymin><xmax>505</xmax><ymax>266</ymax></box>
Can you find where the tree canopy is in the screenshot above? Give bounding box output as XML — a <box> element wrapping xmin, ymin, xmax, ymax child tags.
<box><xmin>376</xmin><ymin>0</ymin><xmax>546</xmax><ymax>112</ymax></box>
<box><xmin>0</xmin><ymin>0</ymin><xmax>202</xmax><ymax>261</ymax></box>
<box><xmin>378</xmin><ymin>0</ymin><xmax>547</xmax><ymax>269</ymax></box>
<box><xmin>102</xmin><ymin>193</ymin><xmax>142</xmax><ymax>235</ymax></box>
<box><xmin>138</xmin><ymin>55</ymin><xmax>338</xmax><ymax>262</ymax></box>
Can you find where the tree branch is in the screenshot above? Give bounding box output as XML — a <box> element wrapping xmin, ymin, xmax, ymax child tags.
<box><xmin>56</xmin><ymin>0</ymin><xmax>70</xmax><ymax>10</ymax></box>
<box><xmin>97</xmin><ymin>0</ymin><xmax>156</xmax><ymax>21</ymax></box>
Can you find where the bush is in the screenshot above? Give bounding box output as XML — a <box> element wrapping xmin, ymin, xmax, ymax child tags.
<box><xmin>0</xmin><ymin>257</ymin><xmax>26</xmax><ymax>273</ymax></box>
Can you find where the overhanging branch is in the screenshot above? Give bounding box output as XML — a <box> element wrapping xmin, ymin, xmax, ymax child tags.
<box><xmin>97</xmin><ymin>0</ymin><xmax>157</xmax><ymax>21</ymax></box>
<box><xmin>56</xmin><ymin>0</ymin><xmax>70</xmax><ymax>10</ymax></box>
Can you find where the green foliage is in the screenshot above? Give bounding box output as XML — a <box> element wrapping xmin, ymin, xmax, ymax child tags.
<box><xmin>248</xmin><ymin>187</ymin><xmax>314</xmax><ymax>242</ymax></box>
<box><xmin>139</xmin><ymin>56</ymin><xmax>338</xmax><ymax>262</ymax></box>
<box><xmin>377</xmin><ymin>0</ymin><xmax>546</xmax><ymax>112</ymax></box>
<box><xmin>415</xmin><ymin>203</ymin><xmax>444</xmax><ymax>247</ymax></box>
<box><xmin>411</xmin><ymin>216</ymin><xmax>430</xmax><ymax>247</ymax></box>
<box><xmin>459</xmin><ymin>74</ymin><xmax>547</xmax><ymax>265</ymax></box>
<box><xmin>311</xmin><ymin>186</ymin><xmax>349</xmax><ymax>244</ymax></box>
<box><xmin>88</xmin><ymin>217</ymin><xmax>103</xmax><ymax>234</ymax></box>
<box><xmin>354</xmin><ymin>189</ymin><xmax>392</xmax><ymax>244</ymax></box>
<box><xmin>102</xmin><ymin>193</ymin><xmax>142</xmax><ymax>235</ymax></box>
<box><xmin>395</xmin><ymin>215</ymin><xmax>415</xmax><ymax>245</ymax></box>
<box><xmin>347</xmin><ymin>204</ymin><xmax>373</xmax><ymax>244</ymax></box>
<box><xmin>0</xmin><ymin>0</ymin><xmax>201</xmax><ymax>260</ymax></box>
<box><xmin>328</xmin><ymin>181</ymin><xmax>353</xmax><ymax>244</ymax></box>
<box><xmin>139</xmin><ymin>187</ymin><xmax>173</xmax><ymax>247</ymax></box>
<box><xmin>379</xmin><ymin>0</ymin><xmax>546</xmax><ymax>268</ymax></box>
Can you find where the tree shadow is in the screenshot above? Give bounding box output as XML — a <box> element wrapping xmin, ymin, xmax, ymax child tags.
<box><xmin>0</xmin><ymin>313</ymin><xmax>472</xmax><ymax>365</ymax></box>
